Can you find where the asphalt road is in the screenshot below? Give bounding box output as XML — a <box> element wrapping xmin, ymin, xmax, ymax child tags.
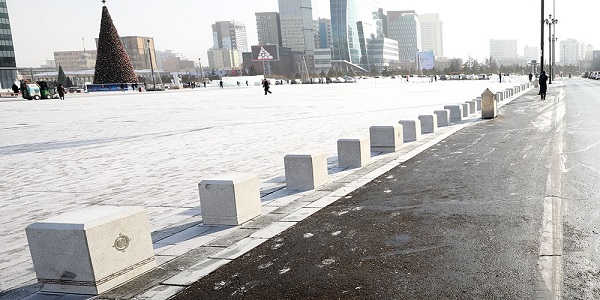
<box><xmin>561</xmin><ymin>77</ymin><xmax>600</xmax><ymax>299</ymax></box>
<box><xmin>170</xmin><ymin>79</ymin><xmax>596</xmax><ymax>299</ymax></box>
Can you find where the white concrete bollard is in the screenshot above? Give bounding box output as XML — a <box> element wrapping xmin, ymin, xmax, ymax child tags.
<box><xmin>434</xmin><ymin>109</ymin><xmax>451</xmax><ymax>127</ymax></box>
<box><xmin>418</xmin><ymin>115</ymin><xmax>437</xmax><ymax>134</ymax></box>
<box><xmin>398</xmin><ymin>120</ymin><xmax>421</xmax><ymax>142</ymax></box>
<box><xmin>284</xmin><ymin>152</ymin><xmax>328</xmax><ymax>190</ymax></box>
<box><xmin>461</xmin><ymin>103</ymin><xmax>470</xmax><ymax>117</ymax></box>
<box><xmin>199</xmin><ymin>173</ymin><xmax>262</xmax><ymax>226</ymax></box>
<box><xmin>444</xmin><ymin>105</ymin><xmax>463</xmax><ymax>122</ymax></box>
<box><xmin>25</xmin><ymin>206</ymin><xmax>156</xmax><ymax>295</ymax></box>
<box><xmin>474</xmin><ymin>99</ymin><xmax>482</xmax><ymax>111</ymax></box>
<box><xmin>465</xmin><ymin>101</ymin><xmax>476</xmax><ymax>114</ymax></box>
<box><xmin>369</xmin><ymin>125</ymin><xmax>403</xmax><ymax>153</ymax></box>
<box><xmin>337</xmin><ymin>138</ymin><xmax>370</xmax><ymax>168</ymax></box>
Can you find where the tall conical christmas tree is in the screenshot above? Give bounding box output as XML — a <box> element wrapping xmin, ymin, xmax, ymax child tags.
<box><xmin>93</xmin><ymin>1</ymin><xmax>136</xmax><ymax>84</ymax></box>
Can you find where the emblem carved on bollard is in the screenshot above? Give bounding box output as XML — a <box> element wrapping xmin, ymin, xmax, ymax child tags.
<box><xmin>113</xmin><ymin>234</ymin><xmax>131</xmax><ymax>252</ymax></box>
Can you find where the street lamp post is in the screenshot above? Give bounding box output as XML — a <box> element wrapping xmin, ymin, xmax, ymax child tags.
<box><xmin>147</xmin><ymin>39</ymin><xmax>156</xmax><ymax>90</ymax></box>
<box><xmin>545</xmin><ymin>15</ymin><xmax>557</xmax><ymax>84</ymax></box>
<box><xmin>198</xmin><ymin>58</ymin><xmax>205</xmax><ymax>84</ymax></box>
<box><xmin>540</xmin><ymin>0</ymin><xmax>545</xmax><ymax>75</ymax></box>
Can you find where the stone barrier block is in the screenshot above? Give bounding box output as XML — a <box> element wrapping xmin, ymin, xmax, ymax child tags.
<box><xmin>418</xmin><ymin>115</ymin><xmax>437</xmax><ymax>134</ymax></box>
<box><xmin>284</xmin><ymin>152</ymin><xmax>328</xmax><ymax>190</ymax></box>
<box><xmin>465</xmin><ymin>101</ymin><xmax>476</xmax><ymax>114</ymax></box>
<box><xmin>534</xmin><ymin>80</ymin><xmax>539</xmax><ymax>88</ymax></box>
<box><xmin>495</xmin><ymin>92</ymin><xmax>503</xmax><ymax>101</ymax></box>
<box><xmin>444</xmin><ymin>105</ymin><xmax>463</xmax><ymax>121</ymax></box>
<box><xmin>370</xmin><ymin>125</ymin><xmax>403</xmax><ymax>153</ymax></box>
<box><xmin>461</xmin><ymin>103</ymin><xmax>469</xmax><ymax>117</ymax></box>
<box><xmin>337</xmin><ymin>138</ymin><xmax>370</xmax><ymax>168</ymax></box>
<box><xmin>434</xmin><ymin>110</ymin><xmax>451</xmax><ymax>127</ymax></box>
<box><xmin>25</xmin><ymin>206</ymin><xmax>156</xmax><ymax>295</ymax></box>
<box><xmin>199</xmin><ymin>173</ymin><xmax>262</xmax><ymax>226</ymax></box>
<box><xmin>474</xmin><ymin>99</ymin><xmax>482</xmax><ymax>111</ymax></box>
<box><xmin>398</xmin><ymin>120</ymin><xmax>421</xmax><ymax>142</ymax></box>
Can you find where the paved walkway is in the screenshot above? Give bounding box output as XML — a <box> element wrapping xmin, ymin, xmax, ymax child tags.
<box><xmin>0</xmin><ymin>78</ymin><xmax>529</xmax><ymax>299</ymax></box>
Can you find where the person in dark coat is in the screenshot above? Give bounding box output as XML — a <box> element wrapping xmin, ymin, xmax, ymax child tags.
<box><xmin>498</xmin><ymin>73</ymin><xmax>502</xmax><ymax>83</ymax></box>
<box><xmin>528</xmin><ymin>72</ymin><xmax>533</xmax><ymax>82</ymax></box>
<box><xmin>262</xmin><ymin>79</ymin><xmax>272</xmax><ymax>95</ymax></box>
<box><xmin>11</xmin><ymin>83</ymin><xmax>19</xmax><ymax>94</ymax></box>
<box><xmin>219</xmin><ymin>80</ymin><xmax>224</xmax><ymax>88</ymax></box>
<box><xmin>57</xmin><ymin>84</ymin><xmax>65</xmax><ymax>100</ymax></box>
<box><xmin>539</xmin><ymin>71</ymin><xmax>548</xmax><ymax>100</ymax></box>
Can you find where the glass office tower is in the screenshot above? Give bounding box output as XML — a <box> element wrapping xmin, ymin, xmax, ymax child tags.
<box><xmin>330</xmin><ymin>0</ymin><xmax>380</xmax><ymax>69</ymax></box>
<box><xmin>0</xmin><ymin>0</ymin><xmax>16</xmax><ymax>89</ymax></box>
<box><xmin>278</xmin><ymin>0</ymin><xmax>315</xmax><ymax>53</ymax></box>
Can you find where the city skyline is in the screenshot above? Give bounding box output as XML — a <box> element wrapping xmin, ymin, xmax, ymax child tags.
<box><xmin>6</xmin><ymin>0</ymin><xmax>598</xmax><ymax>67</ymax></box>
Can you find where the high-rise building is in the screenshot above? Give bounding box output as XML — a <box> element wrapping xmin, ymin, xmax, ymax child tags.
<box><xmin>560</xmin><ymin>38</ymin><xmax>581</xmax><ymax>65</ymax></box>
<box><xmin>256</xmin><ymin>12</ymin><xmax>282</xmax><ymax>46</ymax></box>
<box><xmin>212</xmin><ymin>20</ymin><xmax>248</xmax><ymax>67</ymax></box>
<box><xmin>490</xmin><ymin>39</ymin><xmax>518</xmax><ymax>66</ymax></box>
<box><xmin>523</xmin><ymin>45</ymin><xmax>539</xmax><ymax>62</ymax></box>
<box><xmin>0</xmin><ymin>0</ymin><xmax>16</xmax><ymax>89</ymax></box>
<box><xmin>388</xmin><ymin>11</ymin><xmax>421</xmax><ymax>62</ymax></box>
<box><xmin>419</xmin><ymin>13</ymin><xmax>443</xmax><ymax>58</ymax></box>
<box><xmin>207</xmin><ymin>48</ymin><xmax>241</xmax><ymax>70</ymax></box>
<box><xmin>314</xmin><ymin>18</ymin><xmax>332</xmax><ymax>49</ymax></box>
<box><xmin>54</xmin><ymin>51</ymin><xmax>98</xmax><ymax>72</ymax></box>
<box><xmin>585</xmin><ymin>44</ymin><xmax>594</xmax><ymax>61</ymax></box>
<box><xmin>330</xmin><ymin>0</ymin><xmax>380</xmax><ymax>70</ymax></box>
<box><xmin>377</xmin><ymin>8</ymin><xmax>388</xmax><ymax>38</ymax></box>
<box><xmin>278</xmin><ymin>0</ymin><xmax>315</xmax><ymax>53</ymax></box>
<box><xmin>367</xmin><ymin>37</ymin><xmax>399</xmax><ymax>70</ymax></box>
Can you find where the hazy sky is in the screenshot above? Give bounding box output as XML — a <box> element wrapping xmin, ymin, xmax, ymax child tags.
<box><xmin>7</xmin><ymin>0</ymin><xmax>596</xmax><ymax>67</ymax></box>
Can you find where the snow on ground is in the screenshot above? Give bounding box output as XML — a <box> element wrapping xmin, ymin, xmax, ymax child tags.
<box><xmin>0</xmin><ymin>76</ymin><xmax>526</xmax><ymax>292</ymax></box>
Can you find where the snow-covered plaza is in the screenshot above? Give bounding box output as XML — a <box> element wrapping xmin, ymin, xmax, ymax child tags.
<box><xmin>0</xmin><ymin>77</ymin><xmax>526</xmax><ymax>293</ymax></box>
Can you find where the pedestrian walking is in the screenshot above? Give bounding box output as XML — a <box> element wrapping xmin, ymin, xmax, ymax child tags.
<box><xmin>262</xmin><ymin>79</ymin><xmax>272</xmax><ymax>95</ymax></box>
<box><xmin>499</xmin><ymin>73</ymin><xmax>502</xmax><ymax>83</ymax></box>
<box><xmin>11</xmin><ymin>83</ymin><xmax>19</xmax><ymax>94</ymax></box>
<box><xmin>539</xmin><ymin>71</ymin><xmax>548</xmax><ymax>100</ymax></box>
<box><xmin>57</xmin><ymin>84</ymin><xmax>65</xmax><ymax>100</ymax></box>
<box><xmin>120</xmin><ymin>83</ymin><xmax>125</xmax><ymax>92</ymax></box>
<box><xmin>528</xmin><ymin>72</ymin><xmax>533</xmax><ymax>82</ymax></box>
<box><xmin>219</xmin><ymin>80</ymin><xmax>224</xmax><ymax>89</ymax></box>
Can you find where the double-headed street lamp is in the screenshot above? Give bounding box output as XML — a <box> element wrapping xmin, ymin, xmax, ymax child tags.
<box><xmin>545</xmin><ymin>14</ymin><xmax>558</xmax><ymax>84</ymax></box>
<box><xmin>147</xmin><ymin>39</ymin><xmax>156</xmax><ymax>90</ymax></box>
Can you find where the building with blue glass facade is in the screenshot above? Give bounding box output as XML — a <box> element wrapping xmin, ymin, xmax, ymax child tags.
<box><xmin>0</xmin><ymin>0</ymin><xmax>16</xmax><ymax>89</ymax></box>
<box><xmin>330</xmin><ymin>0</ymin><xmax>380</xmax><ymax>71</ymax></box>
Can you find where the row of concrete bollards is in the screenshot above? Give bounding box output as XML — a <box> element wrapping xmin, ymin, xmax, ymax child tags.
<box><xmin>198</xmin><ymin>81</ymin><xmax>533</xmax><ymax>227</ymax></box>
<box><xmin>22</xmin><ymin>81</ymin><xmax>532</xmax><ymax>296</ymax></box>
